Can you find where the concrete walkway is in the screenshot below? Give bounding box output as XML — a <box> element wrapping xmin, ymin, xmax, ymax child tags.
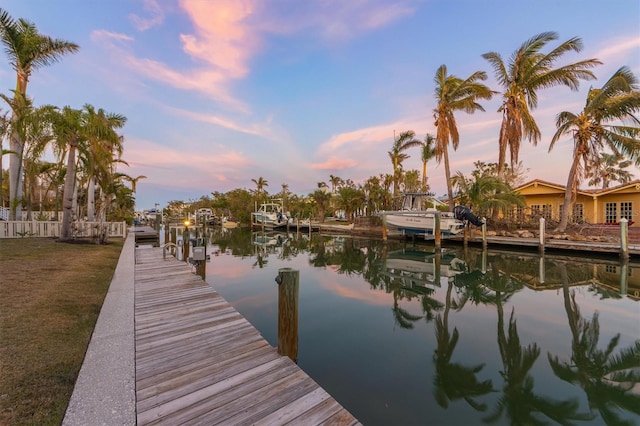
<box><xmin>63</xmin><ymin>233</ymin><xmax>136</xmax><ymax>426</ymax></box>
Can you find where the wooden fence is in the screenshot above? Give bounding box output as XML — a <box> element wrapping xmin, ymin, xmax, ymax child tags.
<box><xmin>0</xmin><ymin>221</ymin><xmax>128</xmax><ymax>239</ymax></box>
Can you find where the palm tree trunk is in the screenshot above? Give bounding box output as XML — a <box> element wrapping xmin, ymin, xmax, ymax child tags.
<box><xmin>555</xmin><ymin>154</ymin><xmax>581</xmax><ymax>233</ymax></box>
<box><xmin>60</xmin><ymin>144</ymin><xmax>77</xmax><ymax>240</ymax></box>
<box><xmin>8</xmin><ymin>132</ymin><xmax>24</xmax><ymax>220</ymax></box>
<box><xmin>422</xmin><ymin>161</ymin><xmax>428</xmax><ymax>190</ymax></box>
<box><xmin>443</xmin><ymin>146</ymin><xmax>454</xmax><ymax>211</ymax></box>
<box><xmin>87</xmin><ymin>176</ymin><xmax>95</xmax><ymax>221</ymax></box>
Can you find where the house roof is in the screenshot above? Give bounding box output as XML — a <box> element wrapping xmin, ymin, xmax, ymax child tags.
<box><xmin>515</xmin><ymin>178</ymin><xmax>640</xmax><ymax>196</ymax></box>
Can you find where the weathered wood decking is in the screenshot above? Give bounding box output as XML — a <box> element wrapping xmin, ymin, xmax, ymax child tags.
<box><xmin>134</xmin><ymin>247</ymin><xmax>360</xmax><ymax>425</ymax></box>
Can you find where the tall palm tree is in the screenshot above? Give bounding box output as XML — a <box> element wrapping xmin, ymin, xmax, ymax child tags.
<box><xmin>0</xmin><ymin>8</ymin><xmax>79</xmax><ymax>219</ymax></box>
<box><xmin>586</xmin><ymin>152</ymin><xmax>634</xmax><ymax>189</ymax></box>
<box><xmin>388</xmin><ymin>130</ymin><xmax>422</xmax><ymax>197</ymax></box>
<box><xmin>482</xmin><ymin>32</ymin><xmax>600</xmax><ymax>177</ymax></box>
<box><xmin>421</xmin><ymin>134</ymin><xmax>436</xmax><ymax>191</ymax></box>
<box><xmin>549</xmin><ymin>66</ymin><xmax>640</xmax><ymax>232</ymax></box>
<box><xmin>433</xmin><ymin>64</ymin><xmax>494</xmax><ymax>211</ymax></box>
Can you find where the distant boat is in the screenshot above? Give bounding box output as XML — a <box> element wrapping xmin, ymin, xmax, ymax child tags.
<box><xmin>221</xmin><ymin>217</ymin><xmax>238</xmax><ymax>228</ymax></box>
<box><xmin>251</xmin><ymin>201</ymin><xmax>290</xmax><ymax>229</ymax></box>
<box><xmin>379</xmin><ymin>193</ymin><xmax>465</xmax><ymax>237</ymax></box>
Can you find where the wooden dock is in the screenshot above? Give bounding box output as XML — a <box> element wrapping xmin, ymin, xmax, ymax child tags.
<box><xmin>134</xmin><ymin>225</ymin><xmax>160</xmax><ymax>247</ymax></box>
<box><xmin>134</xmin><ymin>247</ymin><xmax>360</xmax><ymax>425</ymax></box>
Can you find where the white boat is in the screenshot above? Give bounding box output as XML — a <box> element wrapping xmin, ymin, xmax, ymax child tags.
<box><xmin>379</xmin><ymin>193</ymin><xmax>465</xmax><ymax>237</ymax></box>
<box><xmin>251</xmin><ymin>201</ymin><xmax>290</xmax><ymax>229</ymax></box>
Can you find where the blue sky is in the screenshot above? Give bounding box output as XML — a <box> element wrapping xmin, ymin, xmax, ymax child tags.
<box><xmin>1</xmin><ymin>0</ymin><xmax>639</xmax><ymax>210</ymax></box>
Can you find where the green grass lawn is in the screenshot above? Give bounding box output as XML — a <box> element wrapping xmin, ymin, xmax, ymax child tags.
<box><xmin>0</xmin><ymin>237</ymin><xmax>123</xmax><ymax>425</ymax></box>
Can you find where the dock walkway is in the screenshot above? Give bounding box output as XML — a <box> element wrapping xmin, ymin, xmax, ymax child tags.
<box><xmin>64</xmin><ymin>234</ymin><xmax>359</xmax><ymax>426</ymax></box>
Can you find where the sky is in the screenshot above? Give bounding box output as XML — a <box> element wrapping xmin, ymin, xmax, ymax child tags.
<box><xmin>1</xmin><ymin>0</ymin><xmax>639</xmax><ymax>210</ymax></box>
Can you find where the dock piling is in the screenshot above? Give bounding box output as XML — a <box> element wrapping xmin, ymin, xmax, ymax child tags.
<box><xmin>276</xmin><ymin>268</ymin><xmax>299</xmax><ymax>363</ymax></box>
<box><xmin>620</xmin><ymin>218</ymin><xmax>629</xmax><ymax>260</ymax></box>
<box><xmin>539</xmin><ymin>217</ymin><xmax>546</xmax><ymax>254</ymax></box>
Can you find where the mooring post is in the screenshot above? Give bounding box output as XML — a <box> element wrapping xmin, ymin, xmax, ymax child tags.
<box><xmin>195</xmin><ymin>244</ymin><xmax>206</xmax><ymax>280</ymax></box>
<box><xmin>481</xmin><ymin>221</ymin><xmax>487</xmax><ymax>249</ymax></box>
<box><xmin>539</xmin><ymin>217</ymin><xmax>546</xmax><ymax>254</ymax></box>
<box><xmin>381</xmin><ymin>214</ymin><xmax>388</xmax><ymax>241</ymax></box>
<box><xmin>539</xmin><ymin>256</ymin><xmax>545</xmax><ymax>285</ymax></box>
<box><xmin>434</xmin><ymin>212</ymin><xmax>441</xmax><ymax>251</ymax></box>
<box><xmin>170</xmin><ymin>228</ymin><xmax>176</xmax><ymax>256</ymax></box>
<box><xmin>276</xmin><ymin>268</ymin><xmax>299</xmax><ymax>363</ymax></box>
<box><xmin>620</xmin><ymin>218</ymin><xmax>629</xmax><ymax>260</ymax></box>
<box><xmin>620</xmin><ymin>260</ymin><xmax>628</xmax><ymax>296</ymax></box>
<box><xmin>182</xmin><ymin>227</ymin><xmax>190</xmax><ymax>262</ymax></box>
<box><xmin>434</xmin><ymin>251</ymin><xmax>442</xmax><ymax>284</ymax></box>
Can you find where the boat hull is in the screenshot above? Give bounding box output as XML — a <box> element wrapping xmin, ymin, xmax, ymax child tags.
<box><xmin>383</xmin><ymin>211</ymin><xmax>464</xmax><ymax>236</ymax></box>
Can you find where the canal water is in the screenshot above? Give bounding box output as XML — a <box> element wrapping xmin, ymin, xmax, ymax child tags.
<box><xmin>178</xmin><ymin>227</ymin><xmax>639</xmax><ymax>425</ymax></box>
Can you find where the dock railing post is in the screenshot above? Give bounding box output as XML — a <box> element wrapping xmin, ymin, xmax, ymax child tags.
<box><xmin>620</xmin><ymin>218</ymin><xmax>629</xmax><ymax>260</ymax></box>
<box><xmin>276</xmin><ymin>268</ymin><xmax>299</xmax><ymax>363</ymax></box>
<box><xmin>434</xmin><ymin>212</ymin><xmax>441</xmax><ymax>251</ymax></box>
<box><xmin>539</xmin><ymin>217</ymin><xmax>546</xmax><ymax>254</ymax></box>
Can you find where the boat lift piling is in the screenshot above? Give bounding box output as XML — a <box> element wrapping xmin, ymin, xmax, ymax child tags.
<box><xmin>434</xmin><ymin>212</ymin><xmax>441</xmax><ymax>251</ymax></box>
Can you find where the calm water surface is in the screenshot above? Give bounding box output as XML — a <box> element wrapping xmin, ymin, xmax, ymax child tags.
<box><xmin>196</xmin><ymin>228</ymin><xmax>639</xmax><ymax>426</ymax></box>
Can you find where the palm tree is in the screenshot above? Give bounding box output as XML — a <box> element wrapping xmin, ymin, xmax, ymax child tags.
<box><xmin>51</xmin><ymin>105</ymin><xmax>125</xmax><ymax>240</ymax></box>
<box><xmin>586</xmin><ymin>152</ymin><xmax>634</xmax><ymax>189</ymax></box>
<box><xmin>433</xmin><ymin>64</ymin><xmax>494</xmax><ymax>211</ymax></box>
<box><xmin>388</xmin><ymin>130</ymin><xmax>422</xmax><ymax>197</ymax></box>
<box><xmin>251</xmin><ymin>176</ymin><xmax>268</xmax><ymax>203</ymax></box>
<box><xmin>421</xmin><ymin>134</ymin><xmax>436</xmax><ymax>191</ymax></box>
<box><xmin>482</xmin><ymin>32</ymin><xmax>600</xmax><ymax>177</ymax></box>
<box><xmin>451</xmin><ymin>171</ymin><xmax>525</xmax><ymax>219</ymax></box>
<box><xmin>123</xmin><ymin>174</ymin><xmax>147</xmax><ymax>193</ymax></box>
<box><xmin>549</xmin><ymin>66</ymin><xmax>640</xmax><ymax>232</ymax></box>
<box><xmin>0</xmin><ymin>8</ymin><xmax>79</xmax><ymax>219</ymax></box>
<box><xmin>310</xmin><ymin>187</ymin><xmax>332</xmax><ymax>223</ymax></box>
<box><xmin>329</xmin><ymin>174</ymin><xmax>343</xmax><ymax>194</ymax></box>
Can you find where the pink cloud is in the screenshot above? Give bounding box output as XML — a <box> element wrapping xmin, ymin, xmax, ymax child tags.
<box><xmin>163</xmin><ymin>105</ymin><xmax>269</xmax><ymax>136</ymax></box>
<box><xmin>310</xmin><ymin>156</ymin><xmax>357</xmax><ymax>170</ymax></box>
<box><xmin>179</xmin><ymin>0</ymin><xmax>259</xmax><ymax>79</ymax></box>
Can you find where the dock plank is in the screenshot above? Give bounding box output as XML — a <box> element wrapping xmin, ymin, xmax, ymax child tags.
<box><xmin>134</xmin><ymin>247</ymin><xmax>360</xmax><ymax>425</ymax></box>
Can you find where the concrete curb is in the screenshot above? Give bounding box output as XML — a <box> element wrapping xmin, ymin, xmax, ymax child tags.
<box><xmin>62</xmin><ymin>233</ymin><xmax>136</xmax><ymax>426</ymax></box>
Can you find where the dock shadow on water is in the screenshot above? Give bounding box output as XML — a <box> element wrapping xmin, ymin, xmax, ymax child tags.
<box><xmin>189</xmin><ymin>227</ymin><xmax>638</xmax><ymax>426</ymax></box>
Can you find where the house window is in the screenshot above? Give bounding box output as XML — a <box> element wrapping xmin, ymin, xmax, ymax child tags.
<box><xmin>531</xmin><ymin>204</ymin><xmax>552</xmax><ymax>220</ymax></box>
<box><xmin>605</xmin><ymin>265</ymin><xmax>617</xmax><ymax>274</ymax></box>
<box><xmin>620</xmin><ymin>202</ymin><xmax>633</xmax><ymax>221</ymax></box>
<box><xmin>605</xmin><ymin>202</ymin><xmax>617</xmax><ymax>223</ymax></box>
<box><xmin>572</xmin><ymin>203</ymin><xmax>584</xmax><ymax>223</ymax></box>
<box><xmin>511</xmin><ymin>206</ymin><xmax>525</xmax><ymax>221</ymax></box>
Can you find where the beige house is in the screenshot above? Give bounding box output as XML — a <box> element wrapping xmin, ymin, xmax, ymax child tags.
<box><xmin>513</xmin><ymin>179</ymin><xmax>640</xmax><ymax>227</ymax></box>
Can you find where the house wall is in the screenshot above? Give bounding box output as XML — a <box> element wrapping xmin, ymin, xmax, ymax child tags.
<box><xmin>515</xmin><ymin>181</ymin><xmax>640</xmax><ymax>226</ymax></box>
